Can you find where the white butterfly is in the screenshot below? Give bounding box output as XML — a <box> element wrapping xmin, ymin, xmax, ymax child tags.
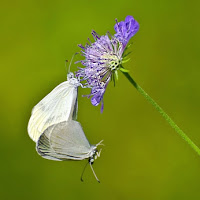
<box><xmin>36</xmin><ymin>120</ymin><xmax>103</xmax><ymax>182</ymax></box>
<box><xmin>28</xmin><ymin>72</ymin><xmax>81</xmax><ymax>142</ymax></box>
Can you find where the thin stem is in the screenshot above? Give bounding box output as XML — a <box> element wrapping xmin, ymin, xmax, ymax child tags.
<box><xmin>122</xmin><ymin>71</ymin><xmax>200</xmax><ymax>156</ymax></box>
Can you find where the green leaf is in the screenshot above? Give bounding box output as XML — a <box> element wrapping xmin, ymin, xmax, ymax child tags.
<box><xmin>115</xmin><ymin>70</ymin><xmax>119</xmax><ymax>81</ymax></box>
<box><xmin>123</xmin><ymin>51</ymin><xmax>132</xmax><ymax>58</ymax></box>
<box><xmin>120</xmin><ymin>68</ymin><xmax>129</xmax><ymax>73</ymax></box>
<box><xmin>122</xmin><ymin>58</ymin><xmax>130</xmax><ymax>64</ymax></box>
<box><xmin>113</xmin><ymin>73</ymin><xmax>115</xmax><ymax>87</ymax></box>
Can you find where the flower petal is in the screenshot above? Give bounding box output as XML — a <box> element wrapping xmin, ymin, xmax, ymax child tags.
<box><xmin>91</xmin><ymin>92</ymin><xmax>103</xmax><ymax>106</ymax></box>
<box><xmin>100</xmin><ymin>99</ymin><xmax>104</xmax><ymax>113</ymax></box>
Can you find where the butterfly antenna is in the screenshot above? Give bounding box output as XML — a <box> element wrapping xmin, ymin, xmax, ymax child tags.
<box><xmin>90</xmin><ymin>163</ymin><xmax>100</xmax><ymax>183</ymax></box>
<box><xmin>68</xmin><ymin>52</ymin><xmax>79</xmax><ymax>73</ymax></box>
<box><xmin>64</xmin><ymin>60</ymin><xmax>69</xmax><ymax>73</ymax></box>
<box><xmin>80</xmin><ymin>161</ymin><xmax>89</xmax><ymax>182</ymax></box>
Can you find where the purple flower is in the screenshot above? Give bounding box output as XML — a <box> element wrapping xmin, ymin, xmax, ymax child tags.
<box><xmin>76</xmin><ymin>16</ymin><xmax>139</xmax><ymax>112</ymax></box>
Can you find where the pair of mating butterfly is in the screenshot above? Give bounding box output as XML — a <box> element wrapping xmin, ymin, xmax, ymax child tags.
<box><xmin>28</xmin><ymin>70</ymin><xmax>103</xmax><ymax>182</ymax></box>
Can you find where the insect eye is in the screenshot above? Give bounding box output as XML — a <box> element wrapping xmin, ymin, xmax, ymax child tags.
<box><xmin>90</xmin><ymin>158</ymin><xmax>94</xmax><ymax>164</ymax></box>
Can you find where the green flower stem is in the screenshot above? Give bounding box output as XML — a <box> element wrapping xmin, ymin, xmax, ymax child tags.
<box><xmin>122</xmin><ymin>71</ymin><xmax>200</xmax><ymax>156</ymax></box>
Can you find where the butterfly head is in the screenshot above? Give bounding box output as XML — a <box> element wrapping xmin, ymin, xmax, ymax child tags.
<box><xmin>67</xmin><ymin>72</ymin><xmax>82</xmax><ymax>87</ymax></box>
<box><xmin>67</xmin><ymin>72</ymin><xmax>74</xmax><ymax>80</ymax></box>
<box><xmin>88</xmin><ymin>146</ymin><xmax>97</xmax><ymax>164</ymax></box>
<box><xmin>89</xmin><ymin>140</ymin><xmax>104</xmax><ymax>164</ymax></box>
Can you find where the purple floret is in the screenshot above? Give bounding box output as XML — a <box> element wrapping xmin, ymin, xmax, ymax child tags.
<box><xmin>114</xmin><ymin>15</ymin><xmax>139</xmax><ymax>47</ymax></box>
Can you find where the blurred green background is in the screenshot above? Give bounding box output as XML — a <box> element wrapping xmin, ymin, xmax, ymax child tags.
<box><xmin>1</xmin><ymin>0</ymin><xmax>200</xmax><ymax>199</ymax></box>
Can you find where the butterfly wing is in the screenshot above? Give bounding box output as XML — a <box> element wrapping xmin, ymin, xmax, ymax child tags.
<box><xmin>50</xmin><ymin>121</ymin><xmax>92</xmax><ymax>158</ymax></box>
<box><xmin>36</xmin><ymin>125</ymin><xmax>62</xmax><ymax>161</ymax></box>
<box><xmin>28</xmin><ymin>81</ymin><xmax>78</xmax><ymax>142</ymax></box>
<box><xmin>36</xmin><ymin>121</ymin><xmax>92</xmax><ymax>161</ymax></box>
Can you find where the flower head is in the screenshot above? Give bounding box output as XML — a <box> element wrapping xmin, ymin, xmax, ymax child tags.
<box><xmin>76</xmin><ymin>15</ymin><xmax>139</xmax><ymax>112</ymax></box>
